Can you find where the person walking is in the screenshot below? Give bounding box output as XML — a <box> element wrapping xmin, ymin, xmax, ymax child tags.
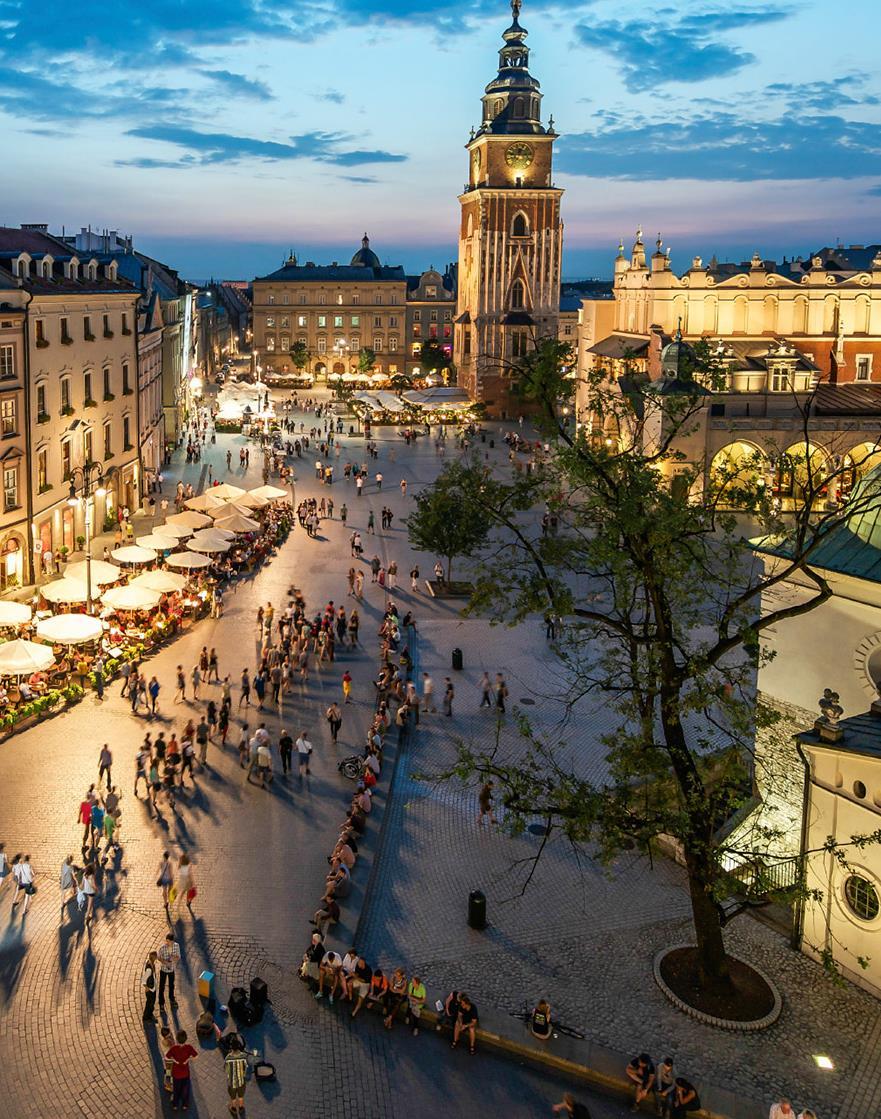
<box><xmin>12</xmin><ymin>854</ymin><xmax>35</xmax><ymax>914</ymax></box>
<box><xmin>190</xmin><ymin>663</ymin><xmax>201</xmax><ymax>700</ymax></box>
<box><xmin>166</xmin><ymin>1029</ymin><xmax>198</xmax><ymax>1111</ymax></box>
<box><xmin>119</xmin><ymin>658</ymin><xmax>131</xmax><ymax>697</ymax></box>
<box><xmin>477</xmin><ymin>781</ymin><xmax>497</xmax><ymax>826</ymax></box>
<box><xmin>78</xmin><ymin>792</ymin><xmax>94</xmax><ymax>848</ymax></box>
<box><xmin>158</xmin><ymin>932</ymin><xmax>180</xmax><ymax>1009</ymax></box>
<box><xmin>279</xmin><ymin>728</ymin><xmax>293</xmax><ymax>776</ymax></box>
<box><xmin>157</xmin><ymin>851</ymin><xmax>174</xmax><ymax>910</ymax></box>
<box><xmin>196</xmin><ymin>717</ymin><xmax>210</xmax><ymax>766</ymax></box>
<box><xmin>174</xmin><ymin>665</ymin><xmax>186</xmax><ymax>703</ymax></box>
<box><xmin>367</xmin><ymin>510</ymin><xmax>375</xmax><ymax>534</ymax></box>
<box><xmin>341</xmin><ymin>669</ymin><xmax>352</xmax><ymax>704</ymax></box>
<box><xmin>148</xmin><ymin>675</ymin><xmax>160</xmax><ymax>715</ymax></box>
<box><xmin>239</xmin><ymin>668</ymin><xmax>251</xmax><ymax>708</ymax></box>
<box><xmin>296</xmin><ymin>730</ymin><xmax>313</xmax><ymax>778</ymax></box>
<box><xmin>495</xmin><ymin>673</ymin><xmax>509</xmax><ymax>714</ymax></box>
<box><xmin>443</xmin><ymin>677</ymin><xmax>454</xmax><ymax>717</ymax></box>
<box><xmin>326</xmin><ymin>702</ymin><xmax>343</xmax><ymax>743</ymax></box>
<box><xmin>208</xmin><ymin>647</ymin><xmax>219</xmax><ymax>682</ymax></box>
<box><xmin>174</xmin><ymin>854</ymin><xmax>195</xmax><ymax>918</ymax></box>
<box><xmin>142</xmin><ymin>950</ymin><xmax>159</xmax><ymax>1023</ymax></box>
<box><xmin>479</xmin><ymin>671</ymin><xmax>493</xmax><ymax>708</ymax></box>
<box><xmin>410</xmin><ymin>564</ymin><xmax>420</xmax><ymax>591</ymax></box>
<box><xmin>81</xmin><ymin>863</ymin><xmax>98</xmax><ymax>921</ymax></box>
<box><xmin>60</xmin><ymin>854</ymin><xmax>78</xmax><ymax>915</ymax></box>
<box><xmin>98</xmin><ymin>743</ymin><xmax>113</xmax><ymax>787</ymax></box>
<box><xmin>422</xmin><ymin>672</ymin><xmax>435</xmax><ymax>714</ymax></box>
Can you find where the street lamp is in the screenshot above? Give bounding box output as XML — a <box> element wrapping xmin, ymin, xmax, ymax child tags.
<box><xmin>67</xmin><ymin>464</ymin><xmax>106</xmax><ymax>614</ymax></box>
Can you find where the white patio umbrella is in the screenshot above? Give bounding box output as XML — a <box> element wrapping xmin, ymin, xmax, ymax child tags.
<box><xmin>185</xmin><ymin>492</ymin><xmax>228</xmax><ymax>512</ymax></box>
<box><xmin>36</xmin><ymin>613</ymin><xmax>103</xmax><ymax>645</ymax></box>
<box><xmin>158</xmin><ymin>521</ymin><xmax>194</xmax><ymax>539</ymax></box>
<box><xmin>65</xmin><ymin>560</ymin><xmax>122</xmax><ymax>586</ymax></box>
<box><xmin>0</xmin><ymin>601</ymin><xmax>32</xmax><ymax>626</ymax></box>
<box><xmin>167</xmin><ymin>511</ymin><xmax>212</xmax><ymax>530</ymax></box>
<box><xmin>136</xmin><ymin>533</ymin><xmax>177</xmax><ymax>551</ymax></box>
<box><xmin>165</xmin><ymin>551</ymin><xmax>213</xmax><ymax>570</ymax></box>
<box><xmin>111</xmin><ymin>545</ymin><xmax>157</xmax><ymax>565</ymax></box>
<box><xmin>249</xmin><ymin>484</ymin><xmax>288</xmax><ymax>501</ymax></box>
<box><xmin>194</xmin><ymin>525</ymin><xmax>235</xmax><ymax>542</ymax></box>
<box><xmin>41</xmin><ymin>579</ymin><xmax>90</xmax><ymax>605</ymax></box>
<box><xmin>213</xmin><ymin>510</ymin><xmax>260</xmax><ymax>534</ymax></box>
<box><xmin>131</xmin><ymin>569</ymin><xmax>188</xmax><ymax>594</ymax></box>
<box><xmin>207</xmin><ymin>482</ymin><xmax>247</xmax><ymax>500</ymax></box>
<box><xmin>231</xmin><ymin>492</ymin><xmax>268</xmax><ymax>510</ymax></box>
<box><xmin>0</xmin><ymin>638</ymin><xmax>55</xmax><ymax>675</ymax></box>
<box><xmin>187</xmin><ymin>535</ymin><xmax>231</xmax><ymax>554</ymax></box>
<box><xmin>100</xmin><ymin>584</ymin><xmax>163</xmax><ymax>612</ymax></box>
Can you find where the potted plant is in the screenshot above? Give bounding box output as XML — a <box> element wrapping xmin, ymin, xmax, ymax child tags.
<box><xmin>58</xmin><ymin>545</ymin><xmax>69</xmax><ymax>563</ymax></box>
<box><xmin>75</xmin><ymin>535</ymin><xmax>85</xmax><ymax>551</ymax></box>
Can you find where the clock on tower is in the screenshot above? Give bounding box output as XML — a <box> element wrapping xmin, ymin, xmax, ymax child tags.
<box><xmin>454</xmin><ymin>0</ymin><xmax>564</xmax><ymax>417</ymax></box>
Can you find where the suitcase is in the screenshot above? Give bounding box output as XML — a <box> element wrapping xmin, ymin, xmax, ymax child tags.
<box><xmin>228</xmin><ymin>987</ymin><xmax>250</xmax><ymax>1024</ymax></box>
<box><xmin>250</xmin><ymin>977</ymin><xmax>269</xmax><ymax>1009</ymax></box>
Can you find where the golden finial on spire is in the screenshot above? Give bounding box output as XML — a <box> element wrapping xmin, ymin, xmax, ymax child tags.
<box><xmin>511</xmin><ymin>0</ymin><xmax>522</xmax><ymax>19</ymax></box>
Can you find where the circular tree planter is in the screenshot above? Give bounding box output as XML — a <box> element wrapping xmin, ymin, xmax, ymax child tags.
<box><xmin>653</xmin><ymin>945</ymin><xmax>782</xmax><ymax>1031</ymax></box>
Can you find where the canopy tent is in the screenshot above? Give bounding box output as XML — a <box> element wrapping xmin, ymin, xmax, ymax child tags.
<box><xmin>65</xmin><ymin>560</ymin><xmax>122</xmax><ymax>586</ymax></box>
<box><xmin>185</xmin><ymin>492</ymin><xmax>229</xmax><ymax>512</ymax></box>
<box><xmin>0</xmin><ymin>639</ymin><xmax>55</xmax><ymax>675</ymax></box>
<box><xmin>36</xmin><ymin>613</ymin><xmax>103</xmax><ymax>645</ymax></box>
<box><xmin>213</xmin><ymin>510</ymin><xmax>260</xmax><ymax>534</ymax></box>
<box><xmin>157</xmin><ymin>521</ymin><xmax>194</xmax><ymax>539</ymax></box>
<box><xmin>165</xmin><ymin>551</ymin><xmax>213</xmax><ymax>570</ymax></box>
<box><xmin>167</xmin><ymin>510</ymin><xmax>213</xmax><ymax>530</ymax></box>
<box><xmin>41</xmin><ymin>579</ymin><xmax>90</xmax><ymax>605</ymax></box>
<box><xmin>352</xmin><ymin>391</ymin><xmax>407</xmax><ymax>413</ymax></box>
<box><xmin>131</xmin><ymin>570</ymin><xmax>188</xmax><ymax>594</ymax></box>
<box><xmin>0</xmin><ymin>601</ymin><xmax>32</xmax><ymax>626</ymax></box>
<box><xmin>136</xmin><ymin>533</ymin><xmax>177</xmax><ymax>551</ymax></box>
<box><xmin>207</xmin><ymin>482</ymin><xmax>246</xmax><ymax>500</ymax></box>
<box><xmin>230</xmin><ymin>491</ymin><xmax>269</xmax><ymax>510</ymax></box>
<box><xmin>198</xmin><ymin>525</ymin><xmax>235</xmax><ymax>541</ymax></box>
<box><xmin>249</xmin><ymin>484</ymin><xmax>288</xmax><ymax>501</ymax></box>
<box><xmin>402</xmin><ymin>387</ymin><xmax>472</xmax><ymax>409</ymax></box>
<box><xmin>111</xmin><ymin>545</ymin><xmax>157</xmax><ymax>565</ymax></box>
<box><xmin>100</xmin><ymin>584</ymin><xmax>163</xmax><ymax>612</ymax></box>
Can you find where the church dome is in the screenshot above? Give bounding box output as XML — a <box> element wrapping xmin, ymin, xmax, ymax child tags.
<box><xmin>351</xmin><ymin>233</ymin><xmax>381</xmax><ymax>270</ymax></box>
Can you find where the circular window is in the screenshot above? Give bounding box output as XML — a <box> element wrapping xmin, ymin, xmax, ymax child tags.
<box><xmin>845</xmin><ymin>875</ymin><xmax>880</xmax><ymax>921</ymax></box>
<box><xmin>854</xmin><ymin>780</ymin><xmax>867</xmax><ymax>799</ymax></box>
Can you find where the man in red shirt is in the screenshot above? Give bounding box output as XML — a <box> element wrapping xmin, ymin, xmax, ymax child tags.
<box><xmin>166</xmin><ymin>1029</ymin><xmax>198</xmax><ymax>1110</ymax></box>
<box><xmin>78</xmin><ymin>793</ymin><xmax>95</xmax><ymax>848</ymax></box>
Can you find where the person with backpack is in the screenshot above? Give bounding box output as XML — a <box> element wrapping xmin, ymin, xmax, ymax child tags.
<box><xmin>224</xmin><ymin>1035</ymin><xmax>249</xmax><ymax>1116</ymax></box>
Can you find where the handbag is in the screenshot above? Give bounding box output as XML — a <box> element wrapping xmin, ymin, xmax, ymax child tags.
<box><xmin>76</xmin><ymin>888</ymin><xmax>86</xmax><ymax>910</ymax></box>
<box><xmin>168</xmin><ymin>885</ymin><xmax>178</xmax><ymax>904</ymax></box>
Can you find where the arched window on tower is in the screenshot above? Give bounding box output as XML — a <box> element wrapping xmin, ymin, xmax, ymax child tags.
<box><xmin>494</xmin><ymin>99</ymin><xmax>503</xmax><ymax>117</ymax></box>
<box><xmin>513</xmin><ymin>97</ymin><xmax>525</xmax><ymax>118</ymax></box>
<box><xmin>511</xmin><ymin>279</ymin><xmax>525</xmax><ymax>309</ymax></box>
<box><xmin>511</xmin><ymin>212</ymin><xmax>529</xmax><ymax>237</ymax></box>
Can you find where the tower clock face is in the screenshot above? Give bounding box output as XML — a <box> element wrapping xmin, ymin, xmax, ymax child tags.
<box><xmin>505</xmin><ymin>142</ymin><xmax>534</xmax><ymax>170</ymax></box>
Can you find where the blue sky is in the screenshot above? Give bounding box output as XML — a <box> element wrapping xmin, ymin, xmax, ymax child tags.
<box><xmin>2</xmin><ymin>0</ymin><xmax>881</xmax><ymax>281</ymax></box>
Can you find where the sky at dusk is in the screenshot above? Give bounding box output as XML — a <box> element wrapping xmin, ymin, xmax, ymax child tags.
<box><xmin>2</xmin><ymin>0</ymin><xmax>881</xmax><ymax>282</ymax></box>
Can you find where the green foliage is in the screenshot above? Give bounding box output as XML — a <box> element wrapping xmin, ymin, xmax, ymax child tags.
<box><xmin>406</xmin><ymin>459</ymin><xmax>491</xmax><ymax>581</ymax></box>
<box><xmin>358</xmin><ymin>347</ymin><xmax>376</xmax><ymax>373</ymax></box>
<box><xmin>419</xmin><ymin>341</ymin><xmax>452</xmax><ymax>375</ymax></box>
<box><xmin>289</xmin><ymin>340</ymin><xmax>310</xmax><ymax>371</ymax></box>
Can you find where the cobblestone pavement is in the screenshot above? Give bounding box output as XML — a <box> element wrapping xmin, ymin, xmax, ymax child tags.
<box><xmin>0</xmin><ymin>397</ymin><xmax>628</xmax><ymax>1118</ymax></box>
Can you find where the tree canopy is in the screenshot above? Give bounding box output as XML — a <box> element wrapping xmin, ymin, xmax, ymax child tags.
<box><xmin>407</xmin><ymin>461</ymin><xmax>491</xmax><ymax>581</ymax></box>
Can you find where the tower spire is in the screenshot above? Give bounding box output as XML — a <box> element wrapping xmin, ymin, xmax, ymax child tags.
<box><xmin>511</xmin><ymin>0</ymin><xmax>521</xmax><ymax>18</ymax></box>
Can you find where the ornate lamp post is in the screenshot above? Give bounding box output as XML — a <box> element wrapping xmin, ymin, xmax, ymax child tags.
<box><xmin>66</xmin><ymin>464</ymin><xmax>106</xmax><ymax>613</ymax></box>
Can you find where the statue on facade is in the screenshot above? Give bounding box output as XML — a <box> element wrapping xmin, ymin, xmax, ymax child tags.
<box><xmin>815</xmin><ymin>688</ymin><xmax>844</xmax><ymax>742</ymax></box>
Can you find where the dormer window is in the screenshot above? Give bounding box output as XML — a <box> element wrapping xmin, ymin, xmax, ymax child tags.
<box><xmin>104</xmin><ymin>261</ymin><xmax>118</xmax><ymax>281</ymax></box>
<box><xmin>41</xmin><ymin>257</ymin><xmax>52</xmax><ymax>279</ymax></box>
<box><xmin>86</xmin><ymin>260</ymin><xmax>98</xmax><ymax>281</ymax></box>
<box><xmin>67</xmin><ymin>258</ymin><xmax>80</xmax><ymax>280</ymax></box>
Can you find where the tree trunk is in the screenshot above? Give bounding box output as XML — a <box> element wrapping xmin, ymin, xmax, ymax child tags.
<box><xmin>447</xmin><ymin>556</ymin><xmax>453</xmax><ymax>582</ymax></box>
<box><xmin>684</xmin><ymin>845</ymin><xmax>733</xmax><ymax>994</ymax></box>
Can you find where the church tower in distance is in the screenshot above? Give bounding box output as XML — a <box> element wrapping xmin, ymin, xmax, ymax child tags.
<box><xmin>454</xmin><ymin>0</ymin><xmax>564</xmax><ymax>416</ymax></box>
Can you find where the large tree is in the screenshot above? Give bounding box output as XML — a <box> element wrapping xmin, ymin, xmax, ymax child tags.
<box><xmin>440</xmin><ymin>337</ymin><xmax>881</xmax><ymax>994</ymax></box>
<box><xmin>289</xmin><ymin>340</ymin><xmax>310</xmax><ymax>373</ymax></box>
<box><xmin>407</xmin><ymin>461</ymin><xmax>491</xmax><ymax>582</ymax></box>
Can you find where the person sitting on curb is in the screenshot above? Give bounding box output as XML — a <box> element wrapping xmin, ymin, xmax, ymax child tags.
<box><xmin>436</xmin><ymin>989</ymin><xmax>461</xmax><ymax>1034</ymax></box>
<box><xmin>530</xmin><ymin>998</ymin><xmax>552</xmax><ymax>1040</ymax></box>
<box><xmin>315</xmin><ymin>950</ymin><xmax>342</xmax><ymax>1004</ymax></box>
<box><xmin>669</xmin><ymin>1078</ymin><xmax>701</xmax><ymax>1119</ymax></box>
<box><xmin>626</xmin><ymin>1054</ymin><xmax>656</xmax><ymax>1112</ymax></box>
<box><xmin>451</xmin><ymin>993</ymin><xmax>479</xmax><ymax>1055</ymax></box>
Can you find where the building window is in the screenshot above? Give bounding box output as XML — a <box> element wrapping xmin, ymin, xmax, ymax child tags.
<box><xmin>389</xmin><ymin>337</ymin><xmax>398</xmax><ymax>352</ymax></box>
<box><xmin>3</xmin><ymin>466</ymin><xmax>17</xmax><ymax>510</ymax></box>
<box><xmin>35</xmin><ymin>320</ymin><xmax>48</xmax><ymax>347</ymax></box>
<box><xmin>280</xmin><ymin>316</ymin><xmax>290</xmax><ymax>328</ymax></box>
<box><xmin>443</xmin><ymin>310</ymin><xmax>451</xmax><ymax>322</ymax></box>
<box><xmin>268</xmin><ymin>294</ymin><xmax>275</xmax><ymax>305</ymax></box>
<box><xmin>564</xmin><ymin>325</ymin><xmax>572</xmax><ymax>336</ymax></box>
<box><xmin>429</xmin><ymin>310</ymin><xmax>438</xmax><ymax>323</ymax></box>
<box><xmin>426</xmin><ymin>285</ymin><xmax>437</xmax><ymax>298</ymax></box>
<box><xmin>282</xmin><ymin>293</ymin><xmax>290</xmax><ymax>305</ymax></box>
<box><xmin>297</xmin><ymin>315</ymin><xmax>307</xmax><ymax>328</ymax></box>
<box><xmin>103</xmin><ymin>368</ymin><xmax>112</xmax><ymax>398</ymax></box>
<box><xmin>61</xmin><ymin>378</ymin><xmax>71</xmax><ymax>411</ymax></box>
<box><xmin>61</xmin><ymin>440</ymin><xmax>71</xmax><ymax>480</ymax></box>
<box><xmin>103</xmin><ymin>423</ymin><xmax>112</xmax><ymax>459</ymax></box>
<box><xmin>319</xmin><ymin>294</ymin><xmax>327</xmax><ymax>305</ymax></box>
<box><xmin>60</xmin><ymin>317</ymin><xmax>72</xmax><ymax>345</ymax></box>
<box><xmin>36</xmin><ymin>384</ymin><xmax>47</xmax><ymax>420</ymax></box>
<box><xmin>770</xmin><ymin>367</ymin><xmax>790</xmax><ymax>392</ymax></box>
<box><xmin>351</xmin><ymin>336</ymin><xmax>360</xmax><ymax>350</ymax></box>
<box><xmin>102</xmin><ymin>313</ymin><xmax>113</xmax><ymax>338</ymax></box>
<box><xmin>317</xmin><ymin>337</ymin><xmax>327</xmax><ymax>354</ymax></box>
<box><xmin>318</xmin><ymin>315</ymin><xmax>327</xmax><ymax>328</ymax></box>
<box><xmin>856</xmin><ymin>355</ymin><xmax>873</xmax><ymax>381</ymax></box>
<box><xmin>266</xmin><ymin>316</ymin><xmax>275</xmax><ymax>328</ymax></box>
<box><xmin>37</xmin><ymin>448</ymin><xmax>47</xmax><ymax>491</ymax></box>
<box><xmin>266</xmin><ymin>337</ymin><xmax>276</xmax><ymax>351</ymax></box>
<box><xmin>0</xmin><ymin>398</ymin><xmax>15</xmax><ymax>435</ymax></box>
<box><xmin>280</xmin><ymin>335</ymin><xmax>290</xmax><ymax>350</ymax></box>
<box><xmin>443</xmin><ymin>325</ymin><xmax>451</xmax><ymax>339</ymax></box>
<box><xmin>298</xmin><ymin>294</ymin><xmax>307</xmax><ymax>305</ymax></box>
<box><xmin>352</xmin><ymin>293</ymin><xmax>360</xmax><ymax>305</ymax></box>
<box><xmin>123</xmin><ymin>416</ymin><xmax>132</xmax><ymax>450</ymax></box>
<box><xmin>375</xmin><ymin>294</ymin><xmax>382</xmax><ymax>305</ymax></box>
<box><xmin>845</xmin><ymin>874</ymin><xmax>880</xmax><ymax>921</ymax></box>
<box><xmin>337</xmin><ymin>293</ymin><xmax>344</xmax><ymax>306</ymax></box>
<box><xmin>0</xmin><ymin>345</ymin><xmax>13</xmax><ymax>380</ymax></box>
<box><xmin>412</xmin><ymin>323</ymin><xmax>421</xmax><ymax>338</ymax></box>
<box><xmin>83</xmin><ymin>315</ymin><xmax>94</xmax><ymax>341</ymax></box>
<box><xmin>412</xmin><ymin>343</ymin><xmax>422</xmax><ymax>356</ymax></box>
<box><xmin>512</xmin><ymin>330</ymin><xmax>528</xmax><ymax>358</ymax></box>
<box><xmin>511</xmin><ymin>279</ymin><xmax>525</xmax><ymax>309</ymax></box>
<box><xmin>333</xmin><ymin>315</ymin><xmax>344</xmax><ymax>328</ymax></box>
<box><xmin>122</xmin><ymin>363</ymin><xmax>131</xmax><ymax>394</ymax></box>
<box><xmin>389</xmin><ymin>316</ymin><xmax>398</xmax><ymax>328</ymax></box>
<box><xmin>429</xmin><ymin>325</ymin><xmax>438</xmax><ymax>340</ymax></box>
<box><xmin>464</xmin><ymin>329</ymin><xmax>472</xmax><ymax>356</ymax></box>
<box><xmin>390</xmin><ymin>294</ymin><xmax>398</xmax><ymax>305</ymax></box>
<box><xmin>121</xmin><ymin>311</ymin><xmax>131</xmax><ymax>335</ymax></box>
<box><xmin>351</xmin><ymin>315</ymin><xmax>360</xmax><ymax>327</ymax></box>
<box><xmin>84</xmin><ymin>371</ymin><xmax>93</xmax><ymax>403</ymax></box>
<box><xmin>512</xmin><ymin>212</ymin><xmax>529</xmax><ymax>237</ymax></box>
<box><xmin>373</xmin><ymin>316</ymin><xmax>382</xmax><ymax>329</ymax></box>
<box><xmin>413</xmin><ymin>310</ymin><xmax>421</xmax><ymax>322</ymax></box>
<box><xmin>83</xmin><ymin>428</ymin><xmax>93</xmax><ymax>464</ymax></box>
<box><xmin>373</xmin><ymin>337</ymin><xmax>382</xmax><ymax>352</ymax></box>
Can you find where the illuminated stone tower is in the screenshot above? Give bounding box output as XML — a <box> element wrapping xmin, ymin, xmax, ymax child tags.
<box><xmin>454</xmin><ymin>0</ymin><xmax>564</xmax><ymax>416</ymax></box>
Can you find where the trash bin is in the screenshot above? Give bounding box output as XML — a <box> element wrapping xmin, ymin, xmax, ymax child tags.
<box><xmin>489</xmin><ymin>439</ymin><xmax>495</xmax><ymax>448</ymax></box>
<box><xmin>481</xmin><ymin>432</ymin><xmax>486</xmax><ymax>443</ymax></box>
<box><xmin>468</xmin><ymin>889</ymin><xmax>487</xmax><ymax>930</ymax></box>
<box><xmin>452</xmin><ymin>647</ymin><xmax>463</xmax><ymax>671</ymax></box>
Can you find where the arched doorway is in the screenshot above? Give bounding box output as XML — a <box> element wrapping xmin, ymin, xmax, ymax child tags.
<box><xmin>773</xmin><ymin>442</ymin><xmax>829</xmax><ymax>506</ymax></box>
<box><xmin>0</xmin><ymin>536</ymin><xmax>22</xmax><ymax>590</ymax></box>
<box><xmin>837</xmin><ymin>442</ymin><xmax>881</xmax><ymax>500</ymax></box>
<box><xmin>710</xmin><ymin>442</ymin><xmax>769</xmax><ymax>505</ymax></box>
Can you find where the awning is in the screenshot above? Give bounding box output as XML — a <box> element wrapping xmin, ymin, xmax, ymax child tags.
<box><xmin>100</xmin><ymin>584</ymin><xmax>163</xmax><ymax>611</ymax></box>
<box><xmin>65</xmin><ymin>559</ymin><xmax>121</xmax><ymax>586</ymax></box>
<box><xmin>36</xmin><ymin>613</ymin><xmax>103</xmax><ymax>646</ymax></box>
<box><xmin>0</xmin><ymin>638</ymin><xmax>54</xmax><ymax>675</ymax></box>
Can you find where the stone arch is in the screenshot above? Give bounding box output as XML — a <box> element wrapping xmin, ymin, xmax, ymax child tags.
<box><xmin>732</xmin><ymin>296</ymin><xmax>748</xmax><ymax>334</ymax></box>
<box><xmin>854</xmin><ymin>294</ymin><xmax>871</xmax><ymax>335</ymax></box>
<box><xmin>703</xmin><ymin>295</ymin><xmax>717</xmax><ymax>334</ymax></box>
<box><xmin>792</xmin><ymin>295</ymin><xmax>808</xmax><ymax>334</ymax></box>
<box><xmin>774</xmin><ymin>441</ymin><xmax>830</xmax><ymax>504</ymax></box>
<box><xmin>710</xmin><ymin>441</ymin><xmax>770</xmax><ymax>500</ymax></box>
<box><xmin>763</xmin><ymin>294</ymin><xmax>778</xmax><ymax>333</ymax></box>
<box><xmin>511</xmin><ymin>210</ymin><xmax>530</xmax><ymax>237</ymax></box>
<box><xmin>823</xmin><ymin>295</ymin><xmax>838</xmax><ymax>334</ymax></box>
